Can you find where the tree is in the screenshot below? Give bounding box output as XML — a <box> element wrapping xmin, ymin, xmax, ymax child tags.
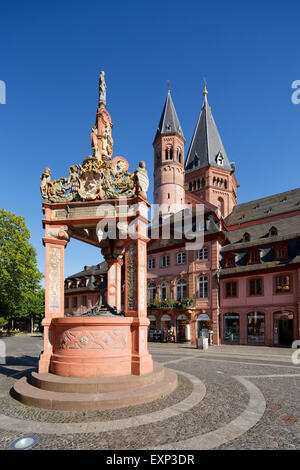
<box><xmin>0</xmin><ymin>209</ymin><xmax>43</xmax><ymax>328</ymax></box>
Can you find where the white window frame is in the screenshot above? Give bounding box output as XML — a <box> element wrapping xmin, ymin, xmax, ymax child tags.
<box><xmin>176</xmin><ymin>279</ymin><xmax>187</xmax><ymax>301</ymax></box>
<box><xmin>198</xmin><ymin>275</ymin><xmax>208</xmax><ymax>298</ymax></box>
<box><xmin>148</xmin><ymin>284</ymin><xmax>156</xmax><ymax>301</ymax></box>
<box><xmin>161</xmin><ymin>283</ymin><xmax>168</xmax><ymax>301</ymax></box>
<box><xmin>177</xmin><ymin>252</ymin><xmax>186</xmax><ymax>265</ymax></box>
<box><xmin>148</xmin><ymin>258</ymin><xmax>155</xmax><ymax>270</ymax></box>
<box><xmin>161</xmin><ymin>255</ymin><xmax>170</xmax><ymax>268</ymax></box>
<box><xmin>198</xmin><ymin>247</ymin><xmax>208</xmax><ymax>260</ymax></box>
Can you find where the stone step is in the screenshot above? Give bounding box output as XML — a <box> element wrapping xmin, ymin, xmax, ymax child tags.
<box><xmin>30</xmin><ymin>361</ymin><xmax>164</xmax><ymax>394</ymax></box>
<box><xmin>12</xmin><ymin>367</ymin><xmax>178</xmax><ymax>411</ymax></box>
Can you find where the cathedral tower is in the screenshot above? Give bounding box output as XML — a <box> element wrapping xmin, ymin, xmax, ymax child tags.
<box><xmin>153</xmin><ymin>88</ymin><xmax>185</xmax><ymax>217</ymax></box>
<box><xmin>184</xmin><ymin>84</ymin><xmax>238</xmax><ymax>218</ymax></box>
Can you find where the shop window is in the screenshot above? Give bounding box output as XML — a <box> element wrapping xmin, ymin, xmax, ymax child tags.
<box><xmin>177</xmin><ymin>252</ymin><xmax>186</xmax><ymax>264</ymax></box>
<box><xmin>198</xmin><ymin>247</ymin><xmax>208</xmax><ymax>260</ymax></box>
<box><xmin>161</xmin><ymin>255</ymin><xmax>170</xmax><ymax>268</ymax></box>
<box><xmin>223</xmin><ymin>313</ymin><xmax>240</xmax><ymax>342</ymax></box>
<box><xmin>148</xmin><ymin>258</ymin><xmax>155</xmax><ymax>270</ymax></box>
<box><xmin>198</xmin><ymin>275</ymin><xmax>208</xmax><ymax>298</ymax></box>
<box><xmin>225</xmin><ymin>281</ymin><xmax>237</xmax><ymax>297</ymax></box>
<box><xmin>249</xmin><ymin>278</ymin><xmax>263</xmax><ymax>296</ymax></box>
<box><xmin>176</xmin><ymin>279</ymin><xmax>187</xmax><ymax>301</ymax></box>
<box><xmin>275</xmin><ymin>275</ymin><xmax>291</xmax><ymax>293</ymax></box>
<box><xmin>247</xmin><ymin>312</ymin><xmax>265</xmax><ymax>343</ymax></box>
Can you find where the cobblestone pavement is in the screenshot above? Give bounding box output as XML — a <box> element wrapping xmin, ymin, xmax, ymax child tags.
<box><xmin>0</xmin><ymin>335</ymin><xmax>299</xmax><ymax>450</ymax></box>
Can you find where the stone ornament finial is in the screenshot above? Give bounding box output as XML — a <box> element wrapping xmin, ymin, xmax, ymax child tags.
<box><xmin>203</xmin><ymin>78</ymin><xmax>208</xmax><ymax>97</ymax></box>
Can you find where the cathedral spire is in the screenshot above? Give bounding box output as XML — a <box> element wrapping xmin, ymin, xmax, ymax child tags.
<box><xmin>184</xmin><ymin>85</ymin><xmax>232</xmax><ymax>173</ymax></box>
<box><xmin>153</xmin><ymin>88</ymin><xmax>184</xmax><ymax>143</ymax></box>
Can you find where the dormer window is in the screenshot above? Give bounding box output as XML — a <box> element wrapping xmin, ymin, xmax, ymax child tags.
<box><xmin>216</xmin><ymin>152</ymin><xmax>224</xmax><ymax>166</ymax></box>
<box><xmin>275</xmin><ymin>245</ymin><xmax>288</xmax><ymax>260</ymax></box>
<box><xmin>248</xmin><ymin>249</ymin><xmax>260</xmax><ymax>265</ymax></box>
<box><xmin>243</xmin><ymin>233</ymin><xmax>250</xmax><ymax>242</ymax></box>
<box><xmin>269</xmin><ymin>227</ymin><xmax>278</xmax><ymax>237</ymax></box>
<box><xmin>224</xmin><ymin>254</ymin><xmax>235</xmax><ymax>268</ymax></box>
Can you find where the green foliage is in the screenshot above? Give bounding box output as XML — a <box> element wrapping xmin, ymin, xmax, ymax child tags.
<box><xmin>0</xmin><ymin>317</ymin><xmax>8</xmax><ymax>328</ymax></box>
<box><xmin>147</xmin><ymin>297</ymin><xmax>195</xmax><ymax>310</ymax></box>
<box><xmin>0</xmin><ymin>209</ymin><xmax>43</xmax><ymax>324</ymax></box>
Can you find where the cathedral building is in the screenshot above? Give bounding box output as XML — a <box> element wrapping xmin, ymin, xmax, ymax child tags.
<box><xmin>64</xmin><ymin>84</ymin><xmax>300</xmax><ymax>348</ymax></box>
<box><xmin>147</xmin><ymin>84</ymin><xmax>300</xmax><ymax>347</ymax></box>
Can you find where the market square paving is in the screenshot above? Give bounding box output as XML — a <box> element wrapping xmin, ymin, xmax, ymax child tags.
<box><xmin>0</xmin><ymin>335</ymin><xmax>299</xmax><ymax>450</ymax></box>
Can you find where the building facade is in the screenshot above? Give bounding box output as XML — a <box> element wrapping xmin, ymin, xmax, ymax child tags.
<box><xmin>64</xmin><ymin>84</ymin><xmax>300</xmax><ymax>348</ymax></box>
<box><xmin>146</xmin><ymin>85</ymin><xmax>300</xmax><ymax>347</ymax></box>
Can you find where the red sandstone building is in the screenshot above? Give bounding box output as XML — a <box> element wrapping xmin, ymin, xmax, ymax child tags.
<box><xmin>65</xmin><ymin>85</ymin><xmax>300</xmax><ymax>348</ymax></box>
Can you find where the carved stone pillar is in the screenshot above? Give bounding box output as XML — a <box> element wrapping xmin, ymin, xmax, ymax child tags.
<box><xmin>38</xmin><ymin>226</ymin><xmax>68</xmax><ymax>374</ymax></box>
<box><xmin>106</xmin><ymin>258</ymin><xmax>122</xmax><ymax>312</ymax></box>
<box><xmin>124</xmin><ymin>206</ymin><xmax>153</xmax><ymax>375</ymax></box>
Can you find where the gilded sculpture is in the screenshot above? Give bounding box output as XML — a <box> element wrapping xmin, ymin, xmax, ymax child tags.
<box><xmin>40</xmin><ymin>71</ymin><xmax>148</xmax><ymax>204</ymax></box>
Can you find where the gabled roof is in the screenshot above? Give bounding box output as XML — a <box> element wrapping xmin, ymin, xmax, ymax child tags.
<box><xmin>154</xmin><ymin>90</ymin><xmax>184</xmax><ymax>142</ymax></box>
<box><xmin>66</xmin><ymin>261</ymin><xmax>107</xmax><ymax>280</ymax></box>
<box><xmin>185</xmin><ymin>90</ymin><xmax>233</xmax><ymax>173</ymax></box>
<box><xmin>224</xmin><ymin>188</ymin><xmax>300</xmax><ymax>226</ymax></box>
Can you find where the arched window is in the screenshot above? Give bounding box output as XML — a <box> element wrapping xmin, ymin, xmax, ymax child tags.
<box><xmin>165</xmin><ymin>149</ymin><xmax>169</xmax><ymax>160</ymax></box>
<box><xmin>224</xmin><ymin>180</ymin><xmax>227</xmax><ymax>189</ymax></box>
<box><xmin>193</xmin><ymin>181</ymin><xmax>196</xmax><ymax>191</ymax></box>
<box><xmin>169</xmin><ymin>148</ymin><xmax>173</xmax><ymax>160</ymax></box>
<box><xmin>217</xmin><ymin>197</ymin><xmax>224</xmax><ymax>216</ymax></box>
<box><xmin>161</xmin><ymin>282</ymin><xmax>168</xmax><ymax>301</ymax></box>
<box><xmin>176</xmin><ymin>279</ymin><xmax>187</xmax><ymax>300</ymax></box>
<box><xmin>223</xmin><ymin>313</ymin><xmax>240</xmax><ymax>342</ymax></box>
<box><xmin>198</xmin><ymin>275</ymin><xmax>208</xmax><ymax>298</ymax></box>
<box><xmin>247</xmin><ymin>312</ymin><xmax>265</xmax><ymax>343</ymax></box>
<box><xmin>201</xmin><ymin>177</ymin><xmax>205</xmax><ymax>188</ymax></box>
<box><xmin>148</xmin><ymin>283</ymin><xmax>157</xmax><ymax>302</ymax></box>
<box><xmin>197</xmin><ymin>179</ymin><xmax>200</xmax><ymax>190</ymax></box>
<box><xmin>178</xmin><ymin>153</ymin><xmax>182</xmax><ymax>163</ymax></box>
<box><xmin>189</xmin><ymin>182</ymin><xmax>192</xmax><ymax>191</ymax></box>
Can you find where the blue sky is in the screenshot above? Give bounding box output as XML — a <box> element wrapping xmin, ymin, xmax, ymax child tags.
<box><xmin>0</xmin><ymin>0</ymin><xmax>299</xmax><ymax>279</ymax></box>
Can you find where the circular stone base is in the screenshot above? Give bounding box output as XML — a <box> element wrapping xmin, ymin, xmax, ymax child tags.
<box><xmin>12</xmin><ymin>362</ymin><xmax>178</xmax><ymax>411</ymax></box>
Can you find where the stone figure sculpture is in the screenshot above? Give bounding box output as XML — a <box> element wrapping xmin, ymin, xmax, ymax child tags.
<box><xmin>91</xmin><ymin>124</ymin><xmax>100</xmax><ymax>159</ymax></box>
<box><xmin>134</xmin><ymin>161</ymin><xmax>149</xmax><ymax>198</ymax></box>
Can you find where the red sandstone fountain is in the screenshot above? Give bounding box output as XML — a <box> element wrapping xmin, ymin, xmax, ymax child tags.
<box><xmin>13</xmin><ymin>72</ymin><xmax>177</xmax><ymax>411</ymax></box>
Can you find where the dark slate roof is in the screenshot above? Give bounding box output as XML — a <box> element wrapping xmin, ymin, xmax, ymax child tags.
<box><xmin>219</xmin><ymin>253</ymin><xmax>300</xmax><ymax>276</ymax></box>
<box><xmin>222</xmin><ymin>214</ymin><xmax>300</xmax><ymax>250</ymax></box>
<box><xmin>224</xmin><ymin>188</ymin><xmax>300</xmax><ymax>226</ymax></box>
<box><xmin>154</xmin><ymin>90</ymin><xmax>184</xmax><ymax>142</ymax></box>
<box><xmin>185</xmin><ymin>93</ymin><xmax>233</xmax><ymax>173</ymax></box>
<box><xmin>66</xmin><ymin>261</ymin><xmax>107</xmax><ymax>280</ymax></box>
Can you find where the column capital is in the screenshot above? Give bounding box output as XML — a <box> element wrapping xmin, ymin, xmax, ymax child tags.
<box><xmin>43</xmin><ymin>237</ymin><xmax>68</xmax><ymax>248</ymax></box>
